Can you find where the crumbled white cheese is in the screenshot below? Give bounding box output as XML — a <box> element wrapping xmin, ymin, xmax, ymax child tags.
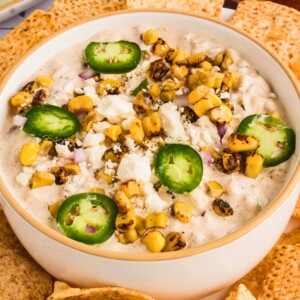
<box><xmin>158</xmin><ymin>102</ymin><xmax>188</xmax><ymax>141</ymax></box>
<box><xmin>220</xmin><ymin>92</ymin><xmax>230</xmax><ymax>100</ymax></box>
<box><xmin>64</xmin><ymin>82</ymin><xmax>74</xmax><ymax>95</ymax></box>
<box><xmin>93</xmin><ymin>121</ymin><xmax>112</xmax><ymax>133</ymax></box>
<box><xmin>55</xmin><ymin>144</ymin><xmax>74</xmax><ymax>159</ymax></box>
<box><xmin>96</xmin><ymin>94</ymin><xmax>136</xmax><ymax>123</ymax></box>
<box><xmin>121</xmin><ymin>116</ymin><xmax>136</xmax><ymax>131</ymax></box>
<box><xmin>74</xmin><ymin>87</ymin><xmax>84</xmax><ymax>95</ymax></box>
<box><xmin>144</xmin><ymin>183</ymin><xmax>170</xmax><ymax>212</ymax></box>
<box><xmin>84</xmin><ymin>145</ymin><xmax>106</xmax><ymax>170</ymax></box>
<box><xmin>16</xmin><ymin>172</ymin><xmax>32</xmax><ymax>186</ymax></box>
<box><xmin>83</xmin><ymin>86</ymin><xmax>99</xmax><ymax>104</ymax></box>
<box><xmin>117</xmin><ymin>154</ymin><xmax>151</xmax><ymax>183</ymax></box>
<box><xmin>83</xmin><ymin>132</ymin><xmax>105</xmax><ymax>148</ymax></box>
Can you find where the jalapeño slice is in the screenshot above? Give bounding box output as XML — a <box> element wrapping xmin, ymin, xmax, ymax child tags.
<box><xmin>56</xmin><ymin>193</ymin><xmax>118</xmax><ymax>245</ymax></box>
<box><xmin>23</xmin><ymin>104</ymin><xmax>80</xmax><ymax>141</ymax></box>
<box><xmin>237</xmin><ymin>114</ymin><xmax>296</xmax><ymax>167</ymax></box>
<box><xmin>155</xmin><ymin>144</ymin><xmax>203</xmax><ymax>194</ymax></box>
<box><xmin>85</xmin><ymin>41</ymin><xmax>142</xmax><ymax>74</ymax></box>
<box><xmin>132</xmin><ymin>78</ymin><xmax>148</xmax><ymax>96</ymax></box>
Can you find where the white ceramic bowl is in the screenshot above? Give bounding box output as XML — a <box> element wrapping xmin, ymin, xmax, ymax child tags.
<box><xmin>0</xmin><ymin>10</ymin><xmax>299</xmax><ymax>300</ymax></box>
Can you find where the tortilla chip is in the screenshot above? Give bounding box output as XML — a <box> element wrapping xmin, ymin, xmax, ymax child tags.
<box><xmin>48</xmin><ymin>281</ymin><xmax>154</xmax><ymax>300</ymax></box>
<box><xmin>126</xmin><ymin>0</ymin><xmax>225</xmax><ymax>19</ymax></box>
<box><xmin>229</xmin><ymin>1</ymin><xmax>300</xmax><ymax>69</ymax></box>
<box><xmin>226</xmin><ymin>284</ymin><xmax>256</xmax><ymax>300</ymax></box>
<box><xmin>0</xmin><ymin>10</ymin><xmax>57</xmax><ymax>81</ymax></box>
<box><xmin>289</xmin><ymin>53</ymin><xmax>300</xmax><ymax>82</ymax></box>
<box><xmin>260</xmin><ymin>245</ymin><xmax>300</xmax><ymax>299</ymax></box>
<box><xmin>0</xmin><ymin>211</ymin><xmax>53</xmax><ymax>299</ymax></box>
<box><xmin>49</xmin><ymin>0</ymin><xmax>126</xmax><ymax>31</ymax></box>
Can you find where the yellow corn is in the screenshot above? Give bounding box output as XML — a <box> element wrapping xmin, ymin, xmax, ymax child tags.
<box><xmin>133</xmin><ymin>99</ymin><xmax>150</xmax><ymax>114</ymax></box>
<box><xmin>153</xmin><ymin>38</ymin><xmax>170</xmax><ymax>57</ymax></box>
<box><xmin>163</xmin><ymin>232</ymin><xmax>186</xmax><ymax>252</ymax></box>
<box><xmin>19</xmin><ymin>142</ymin><xmax>40</xmax><ymax>166</ymax></box>
<box><xmin>89</xmin><ymin>187</ymin><xmax>105</xmax><ymax>194</ymax></box>
<box><xmin>187</xmin><ymin>73</ymin><xmax>200</xmax><ymax>90</ymax></box>
<box><xmin>145</xmin><ymin>212</ymin><xmax>168</xmax><ymax>229</ymax></box>
<box><xmin>244</xmin><ymin>152</ymin><xmax>264</xmax><ymax>179</ymax></box>
<box><xmin>39</xmin><ymin>140</ymin><xmax>53</xmax><ymax>156</ymax></box>
<box><xmin>64</xmin><ymin>163</ymin><xmax>81</xmax><ymax>175</ymax></box>
<box><xmin>165</xmin><ymin>49</ymin><xmax>180</xmax><ymax>63</ymax></box>
<box><xmin>193</xmin><ymin>99</ymin><xmax>214</xmax><ymax>117</ymax></box>
<box><xmin>142</xmin><ymin>112</ymin><xmax>163</xmax><ymax>137</ymax></box>
<box><xmin>222</xmin><ymin>70</ymin><xmax>239</xmax><ymax>88</ymax></box>
<box><xmin>104</xmin><ymin>125</ymin><xmax>122</xmax><ymax>142</ymax></box>
<box><xmin>222</xmin><ymin>152</ymin><xmax>242</xmax><ymax>173</ymax></box>
<box><xmin>170</xmin><ymin>64</ymin><xmax>189</xmax><ymax>79</ymax></box>
<box><xmin>115</xmin><ymin>190</ymin><xmax>132</xmax><ymax>214</ymax></box>
<box><xmin>115</xmin><ymin>209</ymin><xmax>137</xmax><ymax>232</ymax></box>
<box><xmin>208</xmin><ymin>105</ymin><xmax>233</xmax><ymax>125</ymax></box>
<box><xmin>95</xmin><ymin>169</ymin><xmax>114</xmax><ymax>184</ymax></box>
<box><xmin>213</xmin><ymin>50</ymin><xmax>226</xmax><ymax>66</ymax></box>
<box><xmin>196</xmin><ymin>69</ymin><xmax>215</xmax><ymax>88</ymax></box>
<box><xmin>221</xmin><ymin>51</ymin><xmax>234</xmax><ymax>69</ymax></box>
<box><xmin>82</xmin><ymin>111</ymin><xmax>97</xmax><ymax>132</ymax></box>
<box><xmin>36</xmin><ymin>76</ymin><xmax>54</xmax><ymax>88</ymax></box>
<box><xmin>98</xmin><ymin>78</ymin><xmax>122</xmax><ymax>95</ymax></box>
<box><xmin>161</xmin><ymin>79</ymin><xmax>182</xmax><ymax>91</ymax></box>
<box><xmin>68</xmin><ymin>95</ymin><xmax>93</xmax><ymax>113</ymax></box>
<box><xmin>212</xmin><ymin>199</ymin><xmax>234</xmax><ymax>217</ymax></box>
<box><xmin>142</xmin><ymin>29</ymin><xmax>159</xmax><ymax>45</ymax></box>
<box><xmin>204</xmin><ymin>92</ymin><xmax>222</xmax><ymax>107</ymax></box>
<box><xmin>188</xmin><ymin>85</ymin><xmax>210</xmax><ymax>104</ymax></box>
<box><xmin>200</xmin><ymin>60</ymin><xmax>213</xmax><ymax>71</ymax></box>
<box><xmin>117</xmin><ymin>229</ymin><xmax>139</xmax><ymax>244</ymax></box>
<box><xmin>103</xmin><ymin>148</ymin><xmax>127</xmax><ymax>163</ymax></box>
<box><xmin>130</xmin><ymin>119</ymin><xmax>145</xmax><ymax>144</ymax></box>
<box><xmin>227</xmin><ymin>133</ymin><xmax>259</xmax><ymax>152</ymax></box>
<box><xmin>120</xmin><ymin>180</ymin><xmax>144</xmax><ymax>198</ymax></box>
<box><xmin>135</xmin><ymin>215</ymin><xmax>147</xmax><ymax>236</ymax></box>
<box><xmin>201</xmin><ymin>146</ymin><xmax>220</xmax><ymax>160</ymax></box>
<box><xmin>141</xmin><ymin>229</ymin><xmax>166</xmax><ymax>253</ymax></box>
<box><xmin>212</xmin><ymin>72</ymin><xmax>225</xmax><ymax>89</ymax></box>
<box><xmin>149</xmin><ymin>83</ymin><xmax>161</xmax><ymax>98</ymax></box>
<box><xmin>187</xmin><ymin>53</ymin><xmax>206</xmax><ymax>66</ymax></box>
<box><xmin>29</xmin><ymin>172</ymin><xmax>55</xmax><ymax>189</ymax></box>
<box><xmin>173</xmin><ymin>50</ymin><xmax>188</xmax><ymax>65</ymax></box>
<box><xmin>160</xmin><ymin>91</ymin><xmax>175</xmax><ymax>102</ymax></box>
<box><xmin>171</xmin><ymin>201</ymin><xmax>192</xmax><ymax>223</ymax></box>
<box><xmin>48</xmin><ymin>200</ymin><xmax>64</xmax><ymax>218</ymax></box>
<box><xmin>206</xmin><ymin>181</ymin><xmax>224</xmax><ymax>198</ymax></box>
<box><xmin>11</xmin><ymin>91</ymin><xmax>33</xmax><ymax>107</ymax></box>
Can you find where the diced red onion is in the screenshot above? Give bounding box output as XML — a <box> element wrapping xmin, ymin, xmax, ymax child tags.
<box><xmin>13</xmin><ymin>115</ymin><xmax>27</xmax><ymax>127</ymax></box>
<box><xmin>217</xmin><ymin>124</ymin><xmax>228</xmax><ymax>144</ymax></box>
<box><xmin>79</xmin><ymin>68</ymin><xmax>97</xmax><ymax>80</ymax></box>
<box><xmin>174</xmin><ymin>93</ymin><xmax>188</xmax><ymax>106</ymax></box>
<box><xmin>201</xmin><ymin>151</ymin><xmax>213</xmax><ymax>165</ymax></box>
<box><xmin>85</xmin><ymin>225</ymin><xmax>97</xmax><ymax>234</ymax></box>
<box><xmin>74</xmin><ymin>148</ymin><xmax>86</xmax><ymax>163</ymax></box>
<box><xmin>6</xmin><ymin>126</ymin><xmax>17</xmax><ymax>135</ymax></box>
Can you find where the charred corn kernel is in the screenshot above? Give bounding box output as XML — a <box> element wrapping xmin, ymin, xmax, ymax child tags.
<box><xmin>196</xmin><ymin>69</ymin><xmax>215</xmax><ymax>88</ymax></box>
<box><xmin>19</xmin><ymin>142</ymin><xmax>40</xmax><ymax>166</ymax></box>
<box><xmin>193</xmin><ymin>99</ymin><xmax>214</xmax><ymax>117</ymax></box>
<box><xmin>171</xmin><ymin>201</ymin><xmax>192</xmax><ymax>223</ymax></box>
<box><xmin>135</xmin><ymin>215</ymin><xmax>146</xmax><ymax>236</ymax></box>
<box><xmin>51</xmin><ymin>166</ymin><xmax>68</xmax><ymax>185</ymax></box>
<box><xmin>153</xmin><ymin>38</ymin><xmax>170</xmax><ymax>57</ymax></box>
<box><xmin>149</xmin><ymin>83</ymin><xmax>161</xmax><ymax>98</ymax></box>
<box><xmin>268</xmin><ymin>111</ymin><xmax>281</xmax><ymax>119</ymax></box>
<box><xmin>68</xmin><ymin>95</ymin><xmax>93</xmax><ymax>113</ymax></box>
<box><xmin>188</xmin><ymin>85</ymin><xmax>210</xmax><ymax>104</ymax></box>
<box><xmin>21</xmin><ymin>81</ymin><xmax>38</xmax><ymax>94</ymax></box>
<box><xmin>11</xmin><ymin>91</ymin><xmax>33</xmax><ymax>107</ymax></box>
<box><xmin>95</xmin><ymin>169</ymin><xmax>114</xmax><ymax>184</ymax></box>
<box><xmin>212</xmin><ymin>199</ymin><xmax>234</xmax><ymax>217</ymax></box>
<box><xmin>133</xmin><ymin>99</ymin><xmax>150</xmax><ymax>114</ymax></box>
<box><xmin>222</xmin><ymin>152</ymin><xmax>242</xmax><ymax>173</ymax></box>
<box><xmin>29</xmin><ymin>171</ymin><xmax>55</xmax><ymax>189</ymax></box>
<box><xmin>222</xmin><ymin>70</ymin><xmax>238</xmax><ymax>88</ymax></box>
<box><xmin>145</xmin><ymin>212</ymin><xmax>168</xmax><ymax>229</ymax></box>
<box><xmin>244</xmin><ymin>152</ymin><xmax>264</xmax><ymax>179</ymax></box>
<box><xmin>213</xmin><ymin>50</ymin><xmax>226</xmax><ymax>66</ymax></box>
<box><xmin>200</xmin><ymin>60</ymin><xmax>213</xmax><ymax>71</ymax></box>
<box><xmin>89</xmin><ymin>187</ymin><xmax>105</xmax><ymax>194</ymax></box>
<box><xmin>173</xmin><ymin>50</ymin><xmax>188</xmax><ymax>65</ymax></box>
<box><xmin>147</xmin><ymin>59</ymin><xmax>170</xmax><ymax>81</ymax></box>
<box><xmin>213</xmin><ymin>72</ymin><xmax>225</xmax><ymax>89</ymax></box>
<box><xmin>130</xmin><ymin>119</ymin><xmax>145</xmax><ymax>144</ymax></box>
<box><xmin>206</xmin><ymin>181</ymin><xmax>224</xmax><ymax>198</ymax></box>
<box><xmin>208</xmin><ymin>105</ymin><xmax>233</xmax><ymax>125</ymax></box>
<box><xmin>48</xmin><ymin>200</ymin><xmax>64</xmax><ymax>218</ymax></box>
<box><xmin>187</xmin><ymin>53</ymin><xmax>206</xmax><ymax>66</ymax></box>
<box><xmin>36</xmin><ymin>76</ymin><xmax>54</xmax><ymax>87</ymax></box>
<box><xmin>201</xmin><ymin>146</ymin><xmax>220</xmax><ymax>160</ymax></box>
<box><xmin>142</xmin><ymin>112</ymin><xmax>163</xmax><ymax>137</ymax></box>
<box><xmin>115</xmin><ymin>190</ymin><xmax>132</xmax><ymax>214</ymax></box>
<box><xmin>117</xmin><ymin>229</ymin><xmax>139</xmax><ymax>244</ymax></box>
<box><xmin>221</xmin><ymin>51</ymin><xmax>234</xmax><ymax>69</ymax></box>
<box><xmin>170</xmin><ymin>64</ymin><xmax>189</xmax><ymax>79</ymax></box>
<box><xmin>142</xmin><ymin>29</ymin><xmax>159</xmax><ymax>45</ymax></box>
<box><xmin>104</xmin><ymin>125</ymin><xmax>122</xmax><ymax>142</ymax></box>
<box><xmin>163</xmin><ymin>232</ymin><xmax>186</xmax><ymax>252</ymax></box>
<box><xmin>115</xmin><ymin>209</ymin><xmax>137</xmax><ymax>232</ymax></box>
<box><xmin>165</xmin><ymin>48</ymin><xmax>180</xmax><ymax>63</ymax></box>
<box><xmin>82</xmin><ymin>111</ymin><xmax>97</xmax><ymax>132</ymax></box>
<box><xmin>103</xmin><ymin>147</ymin><xmax>128</xmax><ymax>163</ymax></box>
<box><xmin>160</xmin><ymin>91</ymin><xmax>175</xmax><ymax>102</ymax></box>
<box><xmin>204</xmin><ymin>91</ymin><xmax>222</xmax><ymax>107</ymax></box>
<box><xmin>161</xmin><ymin>79</ymin><xmax>182</xmax><ymax>91</ymax></box>
<box><xmin>227</xmin><ymin>133</ymin><xmax>259</xmax><ymax>152</ymax></box>
<box><xmin>39</xmin><ymin>140</ymin><xmax>53</xmax><ymax>156</ymax></box>
<box><xmin>98</xmin><ymin>78</ymin><xmax>122</xmax><ymax>95</ymax></box>
<box><xmin>120</xmin><ymin>180</ymin><xmax>144</xmax><ymax>198</ymax></box>
<box><xmin>187</xmin><ymin>73</ymin><xmax>200</xmax><ymax>90</ymax></box>
<box><xmin>64</xmin><ymin>163</ymin><xmax>80</xmax><ymax>175</ymax></box>
<box><xmin>141</xmin><ymin>230</ymin><xmax>166</xmax><ymax>253</ymax></box>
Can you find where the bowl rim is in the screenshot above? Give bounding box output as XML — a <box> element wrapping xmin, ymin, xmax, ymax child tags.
<box><xmin>0</xmin><ymin>9</ymin><xmax>299</xmax><ymax>262</ymax></box>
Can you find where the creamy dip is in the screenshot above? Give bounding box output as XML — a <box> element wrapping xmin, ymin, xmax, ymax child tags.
<box><xmin>1</xmin><ymin>26</ymin><xmax>293</xmax><ymax>253</ymax></box>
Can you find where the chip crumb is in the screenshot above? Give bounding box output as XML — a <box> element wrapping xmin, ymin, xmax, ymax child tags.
<box><xmin>226</xmin><ymin>284</ymin><xmax>256</xmax><ymax>300</ymax></box>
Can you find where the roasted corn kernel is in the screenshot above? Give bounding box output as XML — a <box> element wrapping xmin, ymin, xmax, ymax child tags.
<box><xmin>68</xmin><ymin>95</ymin><xmax>93</xmax><ymax>113</ymax></box>
<box><xmin>206</xmin><ymin>181</ymin><xmax>224</xmax><ymax>198</ymax></box>
<box><xmin>98</xmin><ymin>78</ymin><xmax>122</xmax><ymax>95</ymax></box>
<box><xmin>36</xmin><ymin>76</ymin><xmax>54</xmax><ymax>87</ymax></box>
<box><xmin>115</xmin><ymin>209</ymin><xmax>137</xmax><ymax>232</ymax></box>
<box><xmin>95</xmin><ymin>169</ymin><xmax>114</xmax><ymax>184</ymax></box>
<box><xmin>173</xmin><ymin>50</ymin><xmax>187</xmax><ymax>65</ymax></box>
<box><xmin>147</xmin><ymin>59</ymin><xmax>170</xmax><ymax>81</ymax></box>
<box><xmin>102</xmin><ymin>146</ymin><xmax>128</xmax><ymax>163</ymax></box>
<box><xmin>11</xmin><ymin>91</ymin><xmax>33</xmax><ymax>107</ymax></box>
<box><xmin>196</xmin><ymin>69</ymin><xmax>215</xmax><ymax>88</ymax></box>
<box><xmin>19</xmin><ymin>142</ymin><xmax>40</xmax><ymax>166</ymax></box>
<box><xmin>187</xmin><ymin>53</ymin><xmax>206</xmax><ymax>66</ymax></box>
<box><xmin>142</xmin><ymin>29</ymin><xmax>159</xmax><ymax>45</ymax></box>
<box><xmin>48</xmin><ymin>199</ymin><xmax>64</xmax><ymax>218</ymax></box>
<box><xmin>116</xmin><ymin>229</ymin><xmax>139</xmax><ymax>244</ymax></box>
<box><xmin>153</xmin><ymin>38</ymin><xmax>170</xmax><ymax>57</ymax></box>
<box><xmin>221</xmin><ymin>51</ymin><xmax>234</xmax><ymax>69</ymax></box>
<box><xmin>188</xmin><ymin>85</ymin><xmax>210</xmax><ymax>104</ymax></box>
<box><xmin>222</xmin><ymin>152</ymin><xmax>242</xmax><ymax>173</ymax></box>
<box><xmin>104</xmin><ymin>125</ymin><xmax>122</xmax><ymax>142</ymax></box>
<box><xmin>165</xmin><ymin>48</ymin><xmax>180</xmax><ymax>64</ymax></box>
<box><xmin>193</xmin><ymin>99</ymin><xmax>214</xmax><ymax>117</ymax></box>
<box><xmin>133</xmin><ymin>99</ymin><xmax>150</xmax><ymax>114</ymax></box>
<box><xmin>64</xmin><ymin>163</ymin><xmax>81</xmax><ymax>175</ymax></box>
<box><xmin>208</xmin><ymin>105</ymin><xmax>233</xmax><ymax>125</ymax></box>
<box><xmin>130</xmin><ymin>119</ymin><xmax>145</xmax><ymax>144</ymax></box>
<box><xmin>141</xmin><ymin>230</ymin><xmax>166</xmax><ymax>253</ymax></box>
<box><xmin>120</xmin><ymin>180</ymin><xmax>144</xmax><ymax>198</ymax></box>
<box><xmin>163</xmin><ymin>232</ymin><xmax>186</xmax><ymax>252</ymax></box>
<box><xmin>51</xmin><ymin>166</ymin><xmax>68</xmax><ymax>185</ymax></box>
<box><xmin>200</xmin><ymin>60</ymin><xmax>213</xmax><ymax>71</ymax></box>
<box><xmin>181</xmin><ymin>106</ymin><xmax>199</xmax><ymax>123</ymax></box>
<box><xmin>21</xmin><ymin>81</ymin><xmax>38</xmax><ymax>94</ymax></box>
<box><xmin>162</xmin><ymin>79</ymin><xmax>182</xmax><ymax>91</ymax></box>
<box><xmin>149</xmin><ymin>83</ymin><xmax>161</xmax><ymax>98</ymax></box>
<box><xmin>89</xmin><ymin>187</ymin><xmax>105</xmax><ymax>194</ymax></box>
<box><xmin>222</xmin><ymin>70</ymin><xmax>239</xmax><ymax>88</ymax></box>
<box><xmin>170</xmin><ymin>64</ymin><xmax>189</xmax><ymax>79</ymax></box>
<box><xmin>204</xmin><ymin>91</ymin><xmax>222</xmax><ymax>107</ymax></box>
<box><xmin>227</xmin><ymin>133</ymin><xmax>259</xmax><ymax>152</ymax></box>
<box><xmin>145</xmin><ymin>212</ymin><xmax>168</xmax><ymax>229</ymax></box>
<box><xmin>135</xmin><ymin>215</ymin><xmax>147</xmax><ymax>236</ymax></box>
<box><xmin>212</xmin><ymin>72</ymin><xmax>225</xmax><ymax>89</ymax></box>
<box><xmin>32</xmin><ymin>89</ymin><xmax>50</xmax><ymax>105</ymax></box>
<box><xmin>187</xmin><ymin>73</ymin><xmax>200</xmax><ymax>90</ymax></box>
<box><xmin>244</xmin><ymin>152</ymin><xmax>264</xmax><ymax>179</ymax></box>
<box><xmin>142</xmin><ymin>112</ymin><xmax>163</xmax><ymax>137</ymax></box>
<box><xmin>171</xmin><ymin>201</ymin><xmax>192</xmax><ymax>223</ymax></box>
<box><xmin>29</xmin><ymin>171</ymin><xmax>55</xmax><ymax>189</ymax></box>
<box><xmin>82</xmin><ymin>111</ymin><xmax>97</xmax><ymax>132</ymax></box>
<box><xmin>39</xmin><ymin>140</ymin><xmax>53</xmax><ymax>156</ymax></box>
<box><xmin>115</xmin><ymin>190</ymin><xmax>132</xmax><ymax>213</ymax></box>
<box><xmin>201</xmin><ymin>146</ymin><xmax>220</xmax><ymax>160</ymax></box>
<box><xmin>212</xmin><ymin>199</ymin><xmax>234</xmax><ymax>217</ymax></box>
<box><xmin>160</xmin><ymin>91</ymin><xmax>175</xmax><ymax>102</ymax></box>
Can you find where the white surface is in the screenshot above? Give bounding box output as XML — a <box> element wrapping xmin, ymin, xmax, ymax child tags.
<box><xmin>0</xmin><ymin>11</ymin><xmax>299</xmax><ymax>300</ymax></box>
